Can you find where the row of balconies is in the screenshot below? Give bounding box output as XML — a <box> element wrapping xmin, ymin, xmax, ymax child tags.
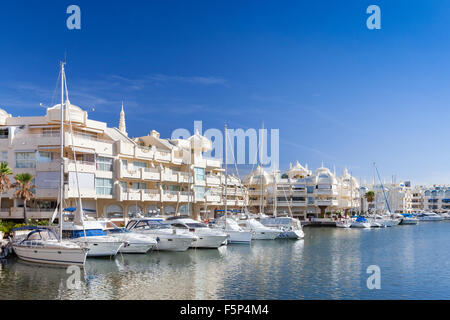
<box><xmin>0</xmin><ymin>207</ymin><xmax>55</xmax><ymax>220</ymax></box>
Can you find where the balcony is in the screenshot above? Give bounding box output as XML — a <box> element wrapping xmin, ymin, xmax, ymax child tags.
<box><xmin>65</xmin><ymin>133</ymin><xmax>114</xmax><ymax>154</ymax></box>
<box><xmin>206</xmin><ymin>175</ymin><xmax>221</xmax><ymax>185</ymax></box>
<box><xmin>206</xmin><ymin>194</ymin><xmax>221</xmax><ymax>203</ymax></box>
<box><xmin>316</xmin><ymin>189</ymin><xmax>338</xmax><ymax>196</ymax></box>
<box><xmin>205</xmin><ymin>158</ymin><xmax>221</xmax><ymax>168</ymax></box>
<box><xmin>0</xmin><ymin>207</ymin><xmax>55</xmax><ymax>220</ymax></box>
<box><xmin>142</xmin><ymin>189</ymin><xmax>161</xmax><ymax>202</ymax></box>
<box><xmin>178</xmin><ymin>172</ymin><xmax>191</xmax><ymax>183</ymax></box>
<box><xmin>64</xmin><ymin>160</ymin><xmax>96</xmax><ymax>174</ymax></box>
<box><xmin>142</xmin><ymin>167</ymin><xmax>161</xmax><ymax>181</ymax></box>
<box><xmin>36</xmin><ymin>160</ymin><xmax>60</xmax><ymax>172</ymax></box>
<box><xmin>161</xmin><ymin>170</ymin><xmax>178</xmax><ymax>182</ymax></box>
<box><xmin>116</xmin><ymin>140</ymin><xmax>134</xmax><ymax>156</ymax></box>
<box><xmin>315</xmin><ymin>200</ymin><xmax>339</xmax><ymax>207</ymax></box>
<box><xmin>118</xmin><ymin>165</ymin><xmax>142</xmax><ymax>180</ymax></box>
<box><xmin>135</xmin><ymin>146</ymin><xmax>154</xmax><ymax>160</ymax></box>
<box><xmin>162</xmin><ymin>190</ymin><xmax>178</xmax><ymax>202</ymax></box>
<box><xmin>35</xmin><ymin>188</ymin><xmax>58</xmax><ymax>199</ymax></box>
<box><xmin>155</xmin><ymin>150</ymin><xmax>171</xmax><ymax>162</ymax></box>
<box><xmin>13</xmin><ymin>133</ymin><xmax>61</xmax><ymax>149</ymax></box>
<box><xmin>179</xmin><ymin>191</ymin><xmax>193</xmax><ymax>202</ymax></box>
<box><xmin>65</xmin><ymin>186</ymin><xmax>97</xmax><ymax>199</ymax></box>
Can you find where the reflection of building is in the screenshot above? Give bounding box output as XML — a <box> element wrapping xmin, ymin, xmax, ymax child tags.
<box><xmin>243</xmin><ymin>162</ymin><xmax>360</xmax><ymax>220</ymax></box>
<box><xmin>0</xmin><ymin>104</ymin><xmax>246</xmax><ymax>223</ymax></box>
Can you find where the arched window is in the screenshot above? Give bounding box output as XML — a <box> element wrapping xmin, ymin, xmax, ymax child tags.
<box><xmin>164</xmin><ymin>205</ymin><xmax>175</xmax><ymax>215</ymax></box>
<box><xmin>146</xmin><ymin>205</ymin><xmax>160</xmax><ymax>217</ymax></box>
<box><xmin>179</xmin><ymin>204</ymin><xmax>189</xmax><ymax>214</ymax></box>
<box><xmin>128</xmin><ymin>204</ymin><xmax>143</xmax><ymax>218</ymax></box>
<box><xmin>107</xmin><ymin>204</ymin><xmax>123</xmax><ymax>219</ymax></box>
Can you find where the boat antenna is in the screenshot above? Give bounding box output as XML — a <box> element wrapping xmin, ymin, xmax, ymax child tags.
<box><xmin>224</xmin><ymin>123</ymin><xmax>228</xmax><ymax>229</ymax></box>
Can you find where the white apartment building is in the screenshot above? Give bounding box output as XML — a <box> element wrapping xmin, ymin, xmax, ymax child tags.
<box><xmin>423</xmin><ymin>185</ymin><xmax>450</xmax><ymax>212</ymax></box>
<box><xmin>243</xmin><ymin>162</ymin><xmax>360</xmax><ymax>220</ymax></box>
<box><xmin>367</xmin><ymin>182</ymin><xmax>413</xmax><ymax>214</ymax></box>
<box><xmin>0</xmin><ymin>104</ymin><xmax>246</xmax><ymax>224</ymax></box>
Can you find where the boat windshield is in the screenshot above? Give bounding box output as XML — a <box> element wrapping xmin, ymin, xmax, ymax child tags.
<box><xmin>107</xmin><ymin>228</ymin><xmax>130</xmax><ymax>234</ymax></box>
<box><xmin>133</xmin><ymin>220</ymin><xmax>171</xmax><ymax>230</ymax></box>
<box><xmin>72</xmin><ymin>229</ymin><xmax>107</xmax><ymax>238</ymax></box>
<box><xmin>186</xmin><ymin>223</ymin><xmax>207</xmax><ymax>228</ymax></box>
<box><xmin>25</xmin><ymin>229</ymin><xmax>58</xmax><ymax>241</ymax></box>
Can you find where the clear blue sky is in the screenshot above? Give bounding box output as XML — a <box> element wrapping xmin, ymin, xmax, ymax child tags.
<box><xmin>0</xmin><ymin>0</ymin><xmax>449</xmax><ymax>185</ymax></box>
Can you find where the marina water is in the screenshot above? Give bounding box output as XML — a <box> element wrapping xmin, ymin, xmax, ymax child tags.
<box><xmin>1</xmin><ymin>221</ymin><xmax>450</xmax><ymax>300</ymax></box>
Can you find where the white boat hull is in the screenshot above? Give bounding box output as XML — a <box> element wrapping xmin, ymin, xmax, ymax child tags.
<box><xmin>13</xmin><ymin>244</ymin><xmax>87</xmax><ymax>266</ymax></box>
<box><xmin>336</xmin><ymin>221</ymin><xmax>352</xmax><ymax>228</ymax></box>
<box><xmin>278</xmin><ymin>230</ymin><xmax>304</xmax><ymax>239</ymax></box>
<box><xmin>120</xmin><ymin>242</ymin><xmax>155</xmax><ymax>253</ymax></box>
<box><xmin>72</xmin><ymin>238</ymin><xmax>124</xmax><ymax>257</ymax></box>
<box><xmin>226</xmin><ymin>231</ymin><xmax>252</xmax><ymax>244</ymax></box>
<box><xmin>155</xmin><ymin>236</ymin><xmax>194</xmax><ymax>251</ymax></box>
<box><xmin>190</xmin><ymin>235</ymin><xmax>228</xmax><ymax>248</ymax></box>
<box><xmin>252</xmin><ymin>230</ymin><xmax>281</xmax><ymax>240</ymax></box>
<box><xmin>351</xmin><ymin>222</ymin><xmax>371</xmax><ymax>228</ymax></box>
<box><xmin>400</xmin><ymin>219</ymin><xmax>418</xmax><ymax>225</ymax></box>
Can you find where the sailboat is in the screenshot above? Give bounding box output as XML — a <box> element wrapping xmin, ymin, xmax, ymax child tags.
<box><xmin>212</xmin><ymin>124</ymin><xmax>252</xmax><ymax>244</ymax></box>
<box><xmin>237</xmin><ymin>123</ymin><xmax>282</xmax><ymax>240</ymax></box>
<box><xmin>11</xmin><ymin>62</ymin><xmax>88</xmax><ymax>266</ymax></box>
<box><xmin>260</xmin><ymin>171</ymin><xmax>305</xmax><ymax>239</ymax></box>
<box><xmin>56</xmin><ymin>67</ymin><xmax>125</xmax><ymax>257</ymax></box>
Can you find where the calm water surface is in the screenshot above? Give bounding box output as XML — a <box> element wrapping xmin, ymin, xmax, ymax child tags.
<box><xmin>1</xmin><ymin>222</ymin><xmax>450</xmax><ymax>299</ymax></box>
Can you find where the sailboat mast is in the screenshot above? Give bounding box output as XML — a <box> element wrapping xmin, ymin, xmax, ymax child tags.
<box><xmin>259</xmin><ymin>122</ymin><xmax>264</xmax><ymax>214</ymax></box>
<box><xmin>224</xmin><ymin>124</ymin><xmax>228</xmax><ymax>228</ymax></box>
<box><xmin>273</xmin><ymin>171</ymin><xmax>277</xmax><ymax>217</ymax></box>
<box><xmin>59</xmin><ymin>62</ymin><xmax>65</xmax><ymax>242</ymax></box>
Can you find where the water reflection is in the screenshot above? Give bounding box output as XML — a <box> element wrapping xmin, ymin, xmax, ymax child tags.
<box><xmin>2</xmin><ymin>223</ymin><xmax>450</xmax><ymax>299</ymax></box>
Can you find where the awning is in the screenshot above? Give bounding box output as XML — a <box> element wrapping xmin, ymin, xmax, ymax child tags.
<box><xmin>72</xmin><ymin>146</ymin><xmax>95</xmax><ymax>154</ymax></box>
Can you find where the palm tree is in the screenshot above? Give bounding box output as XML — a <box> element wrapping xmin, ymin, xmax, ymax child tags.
<box><xmin>365</xmin><ymin>191</ymin><xmax>375</xmax><ymax>213</ymax></box>
<box><xmin>13</xmin><ymin>173</ymin><xmax>35</xmax><ymax>224</ymax></box>
<box><xmin>0</xmin><ymin>162</ymin><xmax>12</xmax><ymax>210</ymax></box>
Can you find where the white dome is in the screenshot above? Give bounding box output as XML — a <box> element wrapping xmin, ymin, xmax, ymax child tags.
<box><xmin>0</xmin><ymin>108</ymin><xmax>11</xmax><ymax>125</ymax></box>
<box><xmin>315</xmin><ymin>167</ymin><xmax>337</xmax><ymax>184</ymax></box>
<box><xmin>243</xmin><ymin>166</ymin><xmax>273</xmax><ymax>185</ymax></box>
<box><xmin>188</xmin><ymin>130</ymin><xmax>212</xmax><ymax>152</ymax></box>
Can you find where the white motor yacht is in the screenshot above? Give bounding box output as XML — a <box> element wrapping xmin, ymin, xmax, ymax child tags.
<box><xmin>259</xmin><ymin>216</ymin><xmax>305</xmax><ymax>239</ymax></box>
<box><xmin>416</xmin><ymin>212</ymin><xmax>444</xmax><ymax>221</ymax></box>
<box><xmin>210</xmin><ymin>217</ymin><xmax>253</xmax><ymax>244</ymax></box>
<box><xmin>335</xmin><ymin>218</ymin><xmax>352</xmax><ymax>228</ymax></box>
<box><xmin>351</xmin><ymin>216</ymin><xmax>371</xmax><ymax>228</ymax></box>
<box><xmin>237</xmin><ymin>218</ymin><xmax>282</xmax><ymax>240</ymax></box>
<box><xmin>398</xmin><ymin>213</ymin><xmax>419</xmax><ymax>225</ymax></box>
<box><xmin>165</xmin><ymin>216</ymin><xmax>228</xmax><ymax>248</ymax></box>
<box><xmin>11</xmin><ymin>226</ymin><xmax>88</xmax><ymax>266</ymax></box>
<box><xmin>126</xmin><ymin>218</ymin><xmax>198</xmax><ymax>251</ymax></box>
<box><xmin>105</xmin><ymin>224</ymin><xmax>157</xmax><ymax>254</ymax></box>
<box><xmin>62</xmin><ymin>219</ymin><xmax>125</xmax><ymax>257</ymax></box>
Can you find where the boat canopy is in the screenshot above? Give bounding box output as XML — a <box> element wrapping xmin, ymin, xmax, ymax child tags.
<box><xmin>355</xmin><ymin>216</ymin><xmax>367</xmax><ymax>222</ymax></box>
<box><xmin>64</xmin><ymin>207</ymin><xmax>97</xmax><ymax>213</ymax></box>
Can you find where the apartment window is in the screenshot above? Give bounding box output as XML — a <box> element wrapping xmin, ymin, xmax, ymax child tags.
<box><xmin>42</xmin><ymin>128</ymin><xmax>60</xmax><ymax>137</ymax></box>
<box><xmin>0</xmin><ymin>128</ymin><xmax>8</xmax><ymax>139</ymax></box>
<box><xmin>120</xmin><ymin>181</ymin><xmax>128</xmax><ymax>192</ymax></box>
<box><xmin>75</xmin><ymin>153</ymin><xmax>95</xmax><ymax>164</ymax></box>
<box><xmin>96</xmin><ymin>178</ymin><xmax>113</xmax><ymax>195</ymax></box>
<box><xmin>195</xmin><ymin>186</ymin><xmax>206</xmax><ymax>198</ymax></box>
<box><xmin>307</xmin><ymin>197</ymin><xmax>314</xmax><ymax>204</ymax></box>
<box><xmin>194</xmin><ymin>167</ymin><xmax>205</xmax><ymax>182</ymax></box>
<box><xmin>15</xmin><ymin>152</ymin><xmax>36</xmax><ymax>168</ymax></box>
<box><xmin>0</xmin><ymin>151</ymin><xmax>8</xmax><ymax>163</ymax></box>
<box><xmin>37</xmin><ymin>151</ymin><xmax>57</xmax><ymax>163</ymax></box>
<box><xmin>97</xmin><ymin>156</ymin><xmax>113</xmax><ymax>171</ymax></box>
<box><xmin>132</xmin><ymin>182</ymin><xmax>146</xmax><ymax>190</ymax></box>
<box><xmin>307</xmin><ymin>186</ymin><xmax>314</xmax><ymax>194</ymax></box>
<box><xmin>133</xmin><ymin>161</ymin><xmax>146</xmax><ymax>169</ymax></box>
